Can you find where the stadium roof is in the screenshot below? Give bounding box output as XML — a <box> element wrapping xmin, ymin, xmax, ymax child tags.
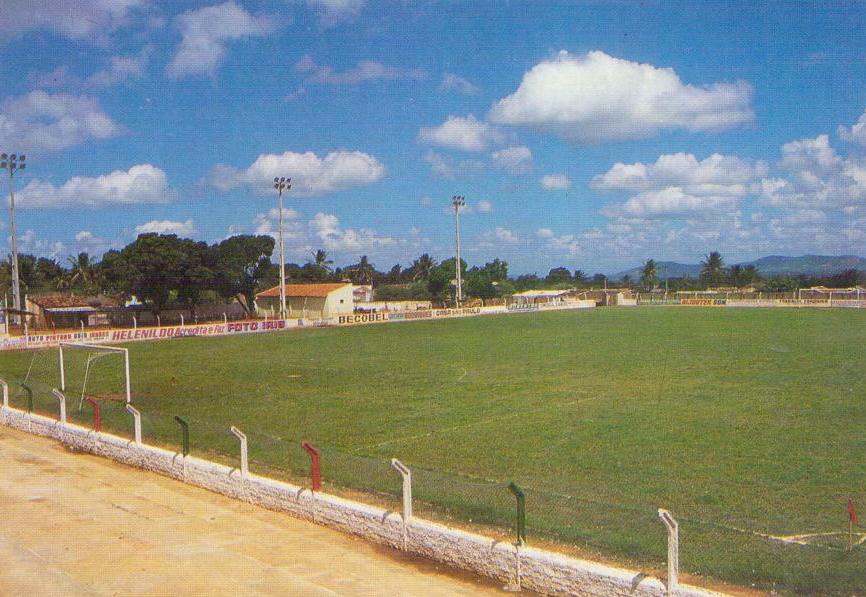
<box><xmin>512</xmin><ymin>289</ymin><xmax>574</xmax><ymax>298</ymax></box>
<box><xmin>257</xmin><ymin>283</ymin><xmax>352</xmax><ymax>298</ymax></box>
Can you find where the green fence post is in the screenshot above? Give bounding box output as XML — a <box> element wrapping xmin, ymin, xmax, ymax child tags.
<box><xmin>20</xmin><ymin>383</ymin><xmax>33</xmax><ymax>414</ymax></box>
<box><xmin>508</xmin><ymin>481</ymin><xmax>526</xmax><ymax>546</ymax></box>
<box><xmin>174</xmin><ymin>416</ymin><xmax>189</xmax><ymax>456</ymax></box>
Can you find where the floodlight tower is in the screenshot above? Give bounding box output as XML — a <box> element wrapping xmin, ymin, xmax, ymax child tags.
<box><xmin>1</xmin><ymin>153</ymin><xmax>25</xmax><ymax>325</ymax></box>
<box><xmin>451</xmin><ymin>195</ymin><xmax>465</xmax><ymax>307</ymax></box>
<box><xmin>273</xmin><ymin>177</ymin><xmax>291</xmax><ymax>319</ymax></box>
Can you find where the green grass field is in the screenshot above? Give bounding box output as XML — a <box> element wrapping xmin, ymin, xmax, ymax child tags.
<box><xmin>2</xmin><ymin>307</ymin><xmax>865</xmax><ymax>595</ymax></box>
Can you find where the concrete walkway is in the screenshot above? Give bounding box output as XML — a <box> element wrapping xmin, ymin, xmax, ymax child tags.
<box><xmin>0</xmin><ymin>426</ymin><xmax>508</xmax><ymax>596</ymax></box>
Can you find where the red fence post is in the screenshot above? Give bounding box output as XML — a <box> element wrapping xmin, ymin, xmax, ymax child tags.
<box><xmin>85</xmin><ymin>397</ymin><xmax>101</xmax><ymax>432</ymax></box>
<box><xmin>301</xmin><ymin>441</ymin><xmax>321</xmax><ymax>491</ymax></box>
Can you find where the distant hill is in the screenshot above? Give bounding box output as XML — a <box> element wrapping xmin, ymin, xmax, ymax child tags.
<box><xmin>612</xmin><ymin>255</ymin><xmax>866</xmax><ymax>280</ymax></box>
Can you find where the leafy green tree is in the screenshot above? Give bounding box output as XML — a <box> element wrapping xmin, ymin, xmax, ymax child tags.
<box><xmin>640</xmin><ymin>259</ymin><xmax>658</xmax><ymax>290</ymax></box>
<box><xmin>107</xmin><ymin>234</ymin><xmax>193</xmax><ymax>315</ymax></box>
<box><xmin>212</xmin><ymin>235</ymin><xmax>275</xmax><ymax>315</ymax></box>
<box><xmin>591</xmin><ymin>273</ymin><xmax>608</xmax><ymax>287</ymax></box>
<box><xmin>546</xmin><ymin>267</ymin><xmax>572</xmax><ymax>284</ymax></box>
<box><xmin>573</xmin><ymin>269</ymin><xmax>588</xmax><ymax>286</ymax></box>
<box><xmin>176</xmin><ymin>239</ymin><xmax>215</xmax><ymax>315</ymax></box>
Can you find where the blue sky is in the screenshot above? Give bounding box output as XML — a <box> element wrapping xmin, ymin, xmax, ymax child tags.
<box><xmin>1</xmin><ymin>0</ymin><xmax>865</xmax><ymax>275</ymax></box>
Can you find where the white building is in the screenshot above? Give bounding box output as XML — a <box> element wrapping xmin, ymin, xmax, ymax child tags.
<box><xmin>256</xmin><ymin>283</ymin><xmax>354</xmax><ymax>319</ymax></box>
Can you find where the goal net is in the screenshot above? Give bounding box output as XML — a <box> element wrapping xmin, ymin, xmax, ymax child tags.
<box><xmin>58</xmin><ymin>343</ymin><xmax>131</xmax><ymax>409</ymax></box>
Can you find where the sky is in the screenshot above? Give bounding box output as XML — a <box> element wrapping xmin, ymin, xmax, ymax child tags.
<box><xmin>1</xmin><ymin>0</ymin><xmax>865</xmax><ymax>275</ymax></box>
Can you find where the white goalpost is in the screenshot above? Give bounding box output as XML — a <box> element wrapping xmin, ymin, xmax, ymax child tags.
<box><xmin>58</xmin><ymin>343</ymin><xmax>132</xmax><ymax>405</ymax></box>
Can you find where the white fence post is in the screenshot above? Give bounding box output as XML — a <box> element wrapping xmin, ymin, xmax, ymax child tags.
<box><xmin>391</xmin><ymin>458</ymin><xmax>413</xmax><ymax>550</ymax></box>
<box><xmin>230</xmin><ymin>426</ymin><xmax>248</xmax><ymax>478</ymax></box>
<box><xmin>126</xmin><ymin>404</ymin><xmax>141</xmax><ymax>445</ymax></box>
<box><xmin>658</xmin><ymin>508</ymin><xmax>679</xmax><ymax>596</ymax></box>
<box><xmin>51</xmin><ymin>389</ymin><xmax>66</xmax><ymax>424</ymax></box>
<box><xmin>0</xmin><ymin>378</ymin><xmax>8</xmax><ymax>409</ymax></box>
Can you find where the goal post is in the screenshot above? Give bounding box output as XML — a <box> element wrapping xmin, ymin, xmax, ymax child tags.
<box><xmin>58</xmin><ymin>343</ymin><xmax>131</xmax><ymax>404</ymax></box>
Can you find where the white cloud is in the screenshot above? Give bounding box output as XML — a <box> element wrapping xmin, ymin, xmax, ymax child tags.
<box><xmin>166</xmin><ymin>1</ymin><xmax>273</xmax><ymax>80</ymax></box>
<box><xmin>440</xmin><ymin>73</ymin><xmax>479</xmax><ymax>95</ymax></box>
<box><xmin>760</xmin><ymin>134</ymin><xmax>866</xmax><ymax>210</ymax></box>
<box><xmin>838</xmin><ymin>108</ymin><xmax>866</xmax><ymax>147</ymax></box>
<box><xmin>134</xmin><ymin>219</ymin><xmax>196</xmax><ymax>236</ymax></box>
<box><xmin>540</xmin><ymin>174</ymin><xmax>571</xmax><ymax>190</ymax></box>
<box><xmin>422</xmin><ymin>151</ymin><xmax>484</xmax><ymax>180</ymax></box>
<box><xmin>310</xmin><ymin>212</ymin><xmax>396</xmax><ymax>252</ymax></box>
<box><xmin>73</xmin><ymin>230</ymin><xmax>114</xmax><ymax>256</ymax></box>
<box><xmin>491</xmin><ymin>145</ymin><xmax>532</xmax><ymax>174</ymax></box>
<box><xmin>592</xmin><ymin>152</ymin><xmax>767</xmax><ymax>196</ymax></box>
<box><xmin>297</xmin><ymin>56</ymin><xmax>427</xmax><ymax>85</ymax></box>
<box><xmin>253</xmin><ymin>207</ymin><xmax>301</xmax><ymax>237</ymax></box>
<box><xmin>17</xmin><ymin>164</ymin><xmax>174</xmax><ymax>208</ymax></box>
<box><xmin>476</xmin><ymin>199</ymin><xmax>493</xmax><ymax>213</ymax></box>
<box><xmin>600</xmin><ymin>186</ymin><xmax>739</xmax><ymax>219</ymax></box>
<box><xmin>489</xmin><ymin>50</ymin><xmax>754</xmax><ymax>143</ymax></box>
<box><xmin>0</xmin><ymin>91</ymin><xmax>121</xmax><ymax>152</ymax></box>
<box><xmin>210</xmin><ymin>150</ymin><xmax>385</xmax><ymax>195</ymax></box>
<box><xmin>536</xmin><ymin>228</ymin><xmax>554</xmax><ymax>238</ymax></box>
<box><xmin>17</xmin><ymin>229</ymin><xmax>65</xmax><ymax>259</ymax></box>
<box><xmin>0</xmin><ymin>0</ymin><xmax>144</xmax><ymax>43</ymax></box>
<box><xmin>419</xmin><ymin>115</ymin><xmax>503</xmax><ymax>152</ymax></box>
<box><xmin>306</xmin><ymin>0</ymin><xmax>365</xmax><ymax>24</ymax></box>
<box><xmin>30</xmin><ymin>47</ymin><xmax>151</xmax><ymax>89</ymax></box>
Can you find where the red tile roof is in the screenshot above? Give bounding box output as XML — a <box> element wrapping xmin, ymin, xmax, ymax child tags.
<box><xmin>256</xmin><ymin>283</ymin><xmax>351</xmax><ymax>298</ymax></box>
<box><xmin>29</xmin><ymin>294</ymin><xmax>93</xmax><ymax>309</ymax></box>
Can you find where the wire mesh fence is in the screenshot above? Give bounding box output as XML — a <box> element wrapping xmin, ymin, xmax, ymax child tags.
<box><xmin>2</xmin><ymin>356</ymin><xmax>866</xmax><ymax>595</ymax></box>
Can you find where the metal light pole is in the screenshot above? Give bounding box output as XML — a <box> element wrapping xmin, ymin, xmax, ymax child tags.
<box><xmin>272</xmin><ymin>177</ymin><xmax>291</xmax><ymax>319</ymax></box>
<box><xmin>451</xmin><ymin>195</ymin><xmax>465</xmax><ymax>307</ymax></box>
<box><xmin>1</xmin><ymin>153</ymin><xmax>25</xmax><ymax>326</ymax></box>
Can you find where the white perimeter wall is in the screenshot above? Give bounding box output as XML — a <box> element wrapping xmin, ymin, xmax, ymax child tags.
<box><xmin>0</xmin><ymin>406</ymin><xmax>725</xmax><ymax>597</ymax></box>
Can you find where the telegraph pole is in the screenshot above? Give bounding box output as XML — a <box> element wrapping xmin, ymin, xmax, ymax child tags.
<box><xmin>1</xmin><ymin>153</ymin><xmax>25</xmax><ymax>326</ymax></box>
<box><xmin>451</xmin><ymin>195</ymin><xmax>465</xmax><ymax>307</ymax></box>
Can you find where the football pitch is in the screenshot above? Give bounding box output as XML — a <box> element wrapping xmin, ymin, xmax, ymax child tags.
<box><xmin>2</xmin><ymin>307</ymin><xmax>865</xmax><ymax>595</ymax></box>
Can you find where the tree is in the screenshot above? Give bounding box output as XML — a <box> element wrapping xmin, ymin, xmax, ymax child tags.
<box><xmin>346</xmin><ymin>255</ymin><xmax>376</xmax><ymax>285</ymax></box>
<box><xmin>573</xmin><ymin>269</ymin><xmax>588</xmax><ymax>286</ymax></box>
<box><xmin>700</xmin><ymin>252</ymin><xmax>726</xmax><ymax>287</ymax></box>
<box><xmin>482</xmin><ymin>258</ymin><xmax>509</xmax><ymax>281</ymax></box>
<box><xmin>176</xmin><ymin>239</ymin><xmax>214</xmax><ymax>315</ymax></box>
<box><xmin>408</xmin><ymin>253</ymin><xmax>436</xmax><ymax>281</ymax></box>
<box><xmin>546</xmin><ymin>267</ymin><xmax>572</xmax><ymax>285</ymax></box>
<box><xmin>108</xmin><ymin>234</ymin><xmax>194</xmax><ymax>316</ymax></box>
<box><xmin>67</xmin><ymin>253</ymin><xmax>96</xmax><ymax>293</ymax></box>
<box><xmin>212</xmin><ymin>235</ymin><xmax>275</xmax><ymax>315</ymax></box>
<box><xmin>591</xmin><ymin>273</ymin><xmax>608</xmax><ymax>287</ymax></box>
<box><xmin>309</xmin><ymin>249</ymin><xmax>333</xmax><ymax>276</ymax></box>
<box><xmin>640</xmin><ymin>259</ymin><xmax>658</xmax><ymax>291</ymax></box>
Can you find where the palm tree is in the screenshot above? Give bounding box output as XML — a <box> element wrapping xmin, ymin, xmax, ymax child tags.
<box><xmin>410</xmin><ymin>254</ymin><xmax>436</xmax><ymax>281</ymax></box>
<box><xmin>309</xmin><ymin>249</ymin><xmax>333</xmax><ymax>274</ymax></box>
<box><xmin>640</xmin><ymin>259</ymin><xmax>658</xmax><ymax>290</ymax></box>
<box><xmin>700</xmin><ymin>252</ymin><xmax>725</xmax><ymax>287</ymax></box>
<box><xmin>67</xmin><ymin>252</ymin><xmax>95</xmax><ymax>293</ymax></box>
<box><xmin>353</xmin><ymin>255</ymin><xmax>376</xmax><ymax>285</ymax></box>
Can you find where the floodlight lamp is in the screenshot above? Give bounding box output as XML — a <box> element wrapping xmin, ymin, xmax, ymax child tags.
<box><xmin>19</xmin><ymin>155</ymin><xmax>24</xmax><ymax>161</ymax></box>
<box><xmin>18</xmin><ymin>163</ymin><xmax>25</xmax><ymax>169</ymax></box>
<box><xmin>274</xmin><ymin>177</ymin><xmax>279</xmax><ymax>183</ymax></box>
<box><xmin>9</xmin><ymin>154</ymin><xmax>15</xmax><ymax>161</ymax></box>
<box><xmin>0</xmin><ymin>154</ymin><xmax>6</xmax><ymax>160</ymax></box>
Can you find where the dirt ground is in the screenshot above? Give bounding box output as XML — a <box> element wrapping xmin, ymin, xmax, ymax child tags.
<box><xmin>0</xmin><ymin>426</ymin><xmax>509</xmax><ymax>596</ymax></box>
